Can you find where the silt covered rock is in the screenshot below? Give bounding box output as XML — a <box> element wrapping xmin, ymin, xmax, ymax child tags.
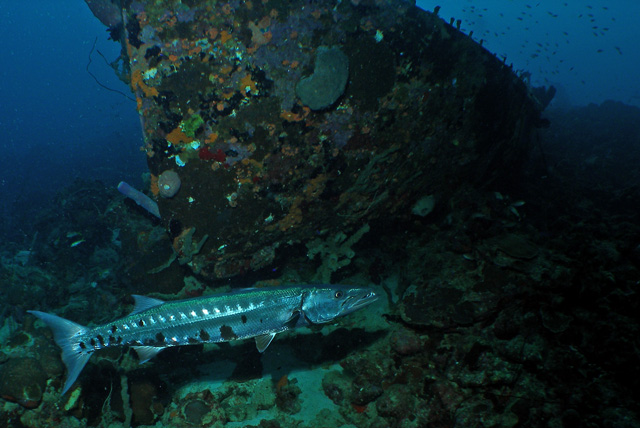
<box><xmin>0</xmin><ymin>358</ymin><xmax>48</xmax><ymax>409</ymax></box>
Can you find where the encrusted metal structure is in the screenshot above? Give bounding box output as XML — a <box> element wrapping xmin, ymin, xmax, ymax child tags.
<box><xmin>90</xmin><ymin>0</ymin><xmax>545</xmax><ymax>279</ymax></box>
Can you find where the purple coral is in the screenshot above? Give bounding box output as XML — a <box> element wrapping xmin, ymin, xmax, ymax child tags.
<box><xmin>176</xmin><ymin>7</ymin><xmax>197</xmax><ymax>23</ymax></box>
<box><xmin>117</xmin><ymin>182</ymin><xmax>161</xmax><ymax>218</ymax></box>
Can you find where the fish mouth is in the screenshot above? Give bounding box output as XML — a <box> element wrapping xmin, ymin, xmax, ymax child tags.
<box><xmin>344</xmin><ymin>290</ymin><xmax>378</xmax><ymax>312</ymax></box>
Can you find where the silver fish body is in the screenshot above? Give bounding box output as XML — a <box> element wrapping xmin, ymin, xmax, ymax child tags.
<box><xmin>28</xmin><ymin>284</ymin><xmax>377</xmax><ymax>394</ymax></box>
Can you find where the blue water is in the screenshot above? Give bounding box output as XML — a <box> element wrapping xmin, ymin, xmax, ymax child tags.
<box><xmin>0</xmin><ymin>1</ymin><xmax>145</xmax><ymax>239</ymax></box>
<box><xmin>0</xmin><ymin>0</ymin><xmax>638</xmax><ymax>236</ymax></box>
<box><xmin>416</xmin><ymin>0</ymin><xmax>640</xmax><ymax>107</ymax></box>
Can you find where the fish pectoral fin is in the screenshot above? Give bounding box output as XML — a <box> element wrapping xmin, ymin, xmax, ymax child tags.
<box><xmin>131</xmin><ymin>295</ymin><xmax>165</xmax><ymax>314</ymax></box>
<box><xmin>284</xmin><ymin>311</ymin><xmax>301</xmax><ymax>328</ymax></box>
<box><xmin>133</xmin><ymin>346</ymin><xmax>164</xmax><ymax>364</ymax></box>
<box><xmin>255</xmin><ymin>333</ymin><xmax>277</xmax><ymax>353</ymax></box>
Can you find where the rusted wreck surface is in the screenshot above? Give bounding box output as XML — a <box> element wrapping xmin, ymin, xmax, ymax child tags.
<box><xmin>97</xmin><ymin>0</ymin><xmax>547</xmax><ymax>279</ymax></box>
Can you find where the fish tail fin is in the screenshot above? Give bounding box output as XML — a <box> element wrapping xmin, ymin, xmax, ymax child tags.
<box><xmin>28</xmin><ymin>310</ymin><xmax>91</xmax><ymax>395</ymax></box>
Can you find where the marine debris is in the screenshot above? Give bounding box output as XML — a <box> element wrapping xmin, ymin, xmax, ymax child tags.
<box><xmin>101</xmin><ymin>0</ymin><xmax>545</xmax><ymax>280</ymax></box>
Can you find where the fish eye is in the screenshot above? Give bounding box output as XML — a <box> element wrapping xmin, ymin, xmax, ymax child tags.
<box><xmin>334</xmin><ymin>290</ymin><xmax>344</xmax><ymax>299</ymax></box>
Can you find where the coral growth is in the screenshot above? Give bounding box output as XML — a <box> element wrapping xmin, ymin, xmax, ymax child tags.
<box><xmin>295</xmin><ymin>46</ymin><xmax>349</xmax><ymax>110</ymax></box>
<box><xmin>157</xmin><ymin>170</ymin><xmax>181</xmax><ymax>198</ymax></box>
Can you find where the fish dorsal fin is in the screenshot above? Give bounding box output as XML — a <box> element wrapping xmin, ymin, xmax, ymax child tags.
<box><xmin>133</xmin><ymin>346</ymin><xmax>164</xmax><ymax>364</ymax></box>
<box><xmin>131</xmin><ymin>295</ymin><xmax>164</xmax><ymax>314</ymax></box>
<box><xmin>255</xmin><ymin>333</ymin><xmax>277</xmax><ymax>353</ymax></box>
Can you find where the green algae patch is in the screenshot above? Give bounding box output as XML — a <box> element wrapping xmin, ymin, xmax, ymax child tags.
<box><xmin>181</xmin><ymin>114</ymin><xmax>205</xmax><ymax>138</ymax></box>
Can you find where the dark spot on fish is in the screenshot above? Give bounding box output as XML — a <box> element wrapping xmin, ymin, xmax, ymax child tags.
<box><xmin>117</xmin><ymin>336</ymin><xmax>123</xmax><ymax>344</ymax></box>
<box><xmin>156</xmin><ymin>332</ymin><xmax>165</xmax><ymax>342</ymax></box>
<box><xmin>188</xmin><ymin>337</ymin><xmax>199</xmax><ymax>344</ymax></box>
<box><xmin>138</xmin><ymin>319</ymin><xmax>145</xmax><ymax>327</ymax></box>
<box><xmin>79</xmin><ymin>342</ymin><xmax>86</xmax><ymax>350</ymax></box>
<box><xmin>90</xmin><ymin>338</ymin><xmax>96</xmax><ymax>347</ymax></box>
<box><xmin>241</xmin><ymin>315</ymin><xmax>247</xmax><ymax>324</ymax></box>
<box><xmin>111</xmin><ymin>325</ymin><xmax>118</xmax><ymax>333</ymax></box>
<box><xmin>200</xmin><ymin>329</ymin><xmax>210</xmax><ymax>341</ymax></box>
<box><xmin>96</xmin><ymin>335</ymin><xmax>105</xmax><ymax>346</ymax></box>
<box><xmin>109</xmin><ymin>335</ymin><xmax>117</xmax><ymax>344</ymax></box>
<box><xmin>260</xmin><ymin>318</ymin><xmax>263</xmax><ymax>323</ymax></box>
<box><xmin>220</xmin><ymin>325</ymin><xmax>238</xmax><ymax>341</ymax></box>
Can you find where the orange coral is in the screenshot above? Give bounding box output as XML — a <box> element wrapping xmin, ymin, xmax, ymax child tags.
<box><xmin>282</xmin><ymin>60</ymin><xmax>299</xmax><ymax>69</ymax></box>
<box><xmin>278</xmin><ymin>197</ymin><xmax>303</xmax><ymax>231</ymax></box>
<box><xmin>150</xmin><ymin>174</ymin><xmax>159</xmax><ymax>196</ymax></box>
<box><xmin>172</xmin><ymin>227</ymin><xmax>194</xmax><ymax>254</ymax></box>
<box><xmin>241</xmin><ymin>158</ymin><xmax>262</xmax><ymax>169</ymax></box>
<box><xmin>280</xmin><ymin>111</ymin><xmax>302</xmax><ymax>122</ymax></box>
<box><xmin>304</xmin><ymin>174</ymin><xmax>327</xmax><ymax>199</ymax></box>
<box><xmin>280</xmin><ymin>107</ymin><xmax>309</xmax><ymax>122</ymax></box>
<box><xmin>168</xmin><ymin>16</ymin><xmax>177</xmax><ymax>27</ymax></box>
<box><xmin>166</xmin><ymin>127</ymin><xmax>192</xmax><ymax>145</ymax></box>
<box><xmin>207</xmin><ymin>28</ymin><xmax>219</xmax><ymax>40</ymax></box>
<box><xmin>281</xmin><ymin>145</ymin><xmax>299</xmax><ymax>157</ymax></box>
<box><xmin>188</xmin><ymin>46</ymin><xmax>202</xmax><ymax>56</ymax></box>
<box><xmin>240</xmin><ymin>74</ymin><xmax>258</xmax><ymax>95</ymax></box>
<box><xmin>276</xmin><ymin>375</ymin><xmax>288</xmax><ymax>392</ymax></box>
<box><xmin>265</xmin><ymin>123</ymin><xmax>276</xmax><ymax>136</ymax></box>
<box><xmin>205</xmin><ymin>132</ymin><xmax>219</xmax><ymax>144</ymax></box>
<box><xmin>275</xmin><ymin>172</ymin><xmax>328</xmax><ymax>232</ymax></box>
<box><xmin>131</xmin><ymin>69</ymin><xmax>159</xmax><ymax>97</ymax></box>
<box><xmin>220</xmin><ymin>30</ymin><xmax>232</xmax><ymax>44</ymax></box>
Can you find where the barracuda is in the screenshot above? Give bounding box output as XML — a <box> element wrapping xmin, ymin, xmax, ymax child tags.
<box><xmin>28</xmin><ymin>284</ymin><xmax>378</xmax><ymax>395</ymax></box>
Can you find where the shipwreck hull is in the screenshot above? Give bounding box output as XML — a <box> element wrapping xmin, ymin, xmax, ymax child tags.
<box><xmin>107</xmin><ymin>0</ymin><xmax>544</xmax><ymax>279</ymax></box>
